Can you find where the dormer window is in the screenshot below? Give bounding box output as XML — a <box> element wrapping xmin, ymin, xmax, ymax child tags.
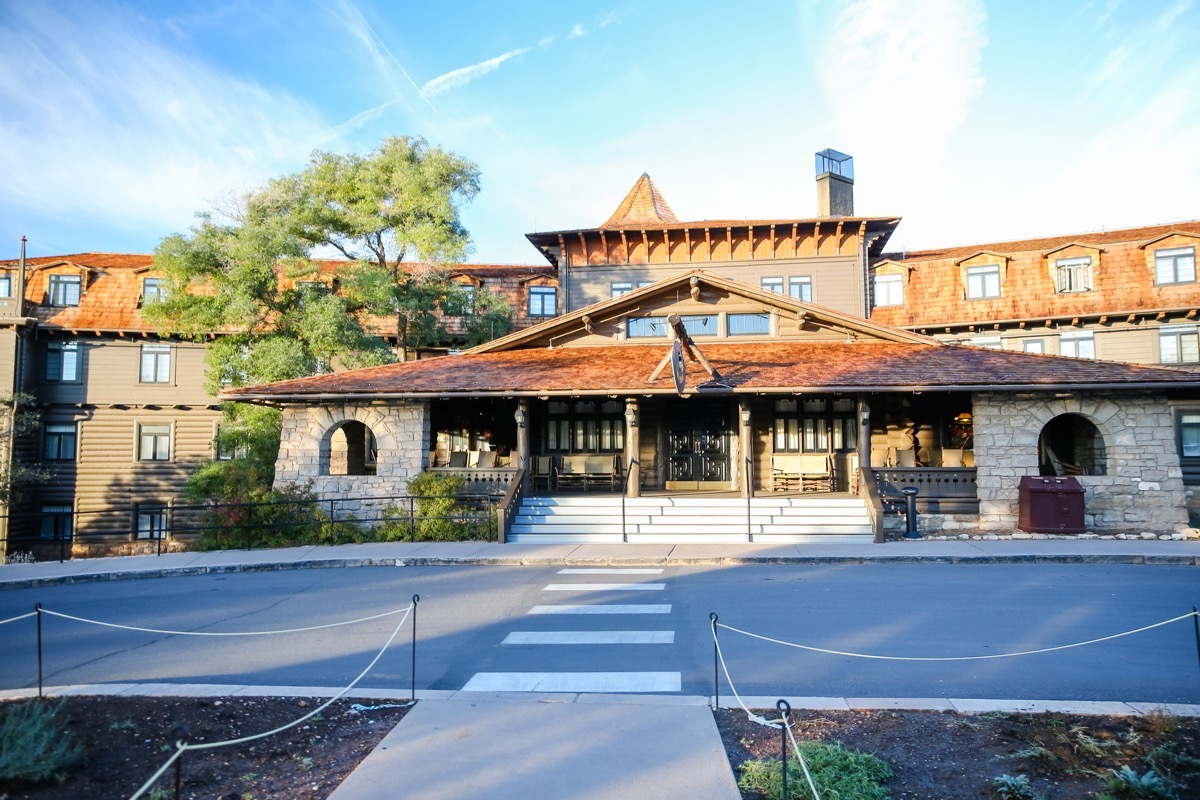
<box><xmin>873</xmin><ymin>274</ymin><xmax>903</xmax><ymax>307</ymax></box>
<box><xmin>0</xmin><ymin>274</ymin><xmax>11</xmax><ymax>298</ymax></box>
<box><xmin>1055</xmin><ymin>257</ymin><xmax>1093</xmax><ymax>293</ymax></box>
<box><xmin>1155</xmin><ymin>246</ymin><xmax>1196</xmax><ymax>285</ymax></box>
<box><xmin>965</xmin><ymin>265</ymin><xmax>1000</xmax><ymax>299</ymax></box>
<box><xmin>48</xmin><ymin>274</ymin><xmax>81</xmax><ymax>307</ymax></box>
<box><xmin>142</xmin><ymin>277</ymin><xmax>165</xmax><ymax>302</ymax></box>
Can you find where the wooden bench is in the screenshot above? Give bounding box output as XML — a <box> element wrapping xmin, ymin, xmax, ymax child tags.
<box><xmin>771</xmin><ymin>453</ymin><xmax>833</xmax><ymax>492</ymax></box>
<box><xmin>557</xmin><ymin>454</ymin><xmax>619</xmax><ymax>491</ymax></box>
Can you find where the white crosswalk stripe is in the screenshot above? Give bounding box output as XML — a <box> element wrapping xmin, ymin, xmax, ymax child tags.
<box><xmin>527</xmin><ymin>604</ymin><xmax>671</xmax><ymax>615</ymax></box>
<box><xmin>502</xmin><ymin>631</ymin><xmax>674</xmax><ymax>645</ymax></box>
<box><xmin>463</xmin><ymin>569</ymin><xmax>681</xmax><ymax>692</ymax></box>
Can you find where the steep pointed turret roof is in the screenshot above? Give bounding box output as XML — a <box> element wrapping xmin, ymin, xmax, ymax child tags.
<box><xmin>600</xmin><ymin>173</ymin><xmax>680</xmax><ymax>228</ymax></box>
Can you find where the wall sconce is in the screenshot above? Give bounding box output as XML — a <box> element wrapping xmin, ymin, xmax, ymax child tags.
<box><xmin>740</xmin><ymin>406</ymin><xmax>752</xmax><ymax>426</ymax></box>
<box><xmin>513</xmin><ymin>407</ymin><xmax>526</xmax><ymax>429</ymax></box>
<box><xmin>859</xmin><ymin>409</ymin><xmax>870</xmax><ymax>424</ymax></box>
<box><xmin>624</xmin><ymin>402</ymin><xmax>638</xmax><ymax>428</ymax></box>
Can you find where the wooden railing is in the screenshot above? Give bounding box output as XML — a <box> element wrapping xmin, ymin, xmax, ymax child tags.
<box><xmin>872</xmin><ymin>468</ymin><xmax>979</xmax><ymax>514</ymax></box>
<box><xmin>495</xmin><ymin>468</ymin><xmax>525</xmax><ymax>544</ymax></box>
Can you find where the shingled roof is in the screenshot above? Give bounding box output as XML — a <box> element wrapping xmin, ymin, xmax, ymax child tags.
<box><xmin>600</xmin><ymin>173</ymin><xmax>681</xmax><ymax>228</ymax></box>
<box><xmin>223</xmin><ymin>340</ymin><xmax>1200</xmax><ymax>402</ymax></box>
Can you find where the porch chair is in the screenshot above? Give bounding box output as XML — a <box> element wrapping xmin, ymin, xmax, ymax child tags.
<box><xmin>467</xmin><ymin>449</ymin><xmax>480</xmax><ymax>468</ymax></box>
<box><xmin>477</xmin><ymin>450</ymin><xmax>497</xmax><ymax>469</ymax></box>
<box><xmin>585</xmin><ymin>454</ymin><xmax>618</xmax><ymax>490</ymax></box>
<box><xmin>448</xmin><ymin>451</ymin><xmax>468</xmax><ymax>468</ymax></box>
<box><xmin>869</xmin><ymin>447</ymin><xmax>890</xmax><ymax>468</ymax></box>
<box><xmin>558</xmin><ymin>454</ymin><xmax>590</xmax><ymax>490</ymax></box>
<box><xmin>962</xmin><ymin>450</ymin><xmax>975</xmax><ymax>467</ymax></box>
<box><xmin>531</xmin><ymin>455</ymin><xmax>556</xmax><ymax>491</ymax></box>
<box><xmin>940</xmin><ymin>448</ymin><xmax>964</xmax><ymax>468</ymax></box>
<box><xmin>895</xmin><ymin>449</ymin><xmax>918</xmax><ymax>467</ymax></box>
<box><xmin>770</xmin><ymin>453</ymin><xmax>803</xmax><ymax>492</ymax></box>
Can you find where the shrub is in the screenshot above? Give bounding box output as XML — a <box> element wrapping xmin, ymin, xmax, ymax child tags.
<box><xmin>993</xmin><ymin>773</ymin><xmax>1042</xmax><ymax>799</ymax></box>
<box><xmin>398</xmin><ymin>472</ymin><xmax>492</xmax><ymax>542</ymax></box>
<box><xmin>0</xmin><ymin>699</ymin><xmax>83</xmax><ymax>784</ymax></box>
<box><xmin>1098</xmin><ymin>766</ymin><xmax>1177</xmax><ymax>800</ymax></box>
<box><xmin>4</xmin><ymin>550</ymin><xmax>36</xmax><ymax>565</ymax></box>
<box><xmin>737</xmin><ymin>740</ymin><xmax>892</xmax><ymax>800</ymax></box>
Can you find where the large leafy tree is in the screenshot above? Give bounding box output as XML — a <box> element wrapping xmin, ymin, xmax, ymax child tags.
<box><xmin>144</xmin><ymin>136</ymin><xmax>497</xmax><ymax>500</ymax></box>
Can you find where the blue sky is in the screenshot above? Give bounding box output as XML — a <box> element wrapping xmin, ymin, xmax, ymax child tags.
<box><xmin>2</xmin><ymin>0</ymin><xmax>1197</xmax><ymax>264</ymax></box>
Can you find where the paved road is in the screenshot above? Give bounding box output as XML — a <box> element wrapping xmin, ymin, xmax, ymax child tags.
<box><xmin>1</xmin><ymin>563</ymin><xmax>1196</xmax><ymax>703</ymax></box>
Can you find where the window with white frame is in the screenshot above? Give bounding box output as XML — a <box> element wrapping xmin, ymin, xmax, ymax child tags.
<box><xmin>627</xmin><ymin>316</ymin><xmax>667</xmax><ymax>338</ymax></box>
<box><xmin>140</xmin><ymin>344</ymin><xmax>171</xmax><ymax>383</ymax></box>
<box><xmin>760</xmin><ymin>277</ymin><xmax>783</xmax><ymax>294</ymax></box>
<box><xmin>1023</xmin><ymin>339</ymin><xmax>1045</xmax><ymax>354</ymax></box>
<box><xmin>970</xmin><ymin>336</ymin><xmax>1002</xmax><ymax>349</ymax></box>
<box><xmin>461</xmin><ymin>285</ymin><xmax>475</xmax><ymax>313</ymax></box>
<box><xmin>727</xmin><ymin>313</ymin><xmax>770</xmax><ymax>336</ymax></box>
<box><xmin>48</xmin><ymin>274</ymin><xmax>81</xmax><ymax>306</ymax></box>
<box><xmin>216</xmin><ymin>427</ymin><xmax>249</xmax><ymax>460</ymax></box>
<box><xmin>873</xmin><ymin>274</ymin><xmax>903</xmax><ymax>307</ymax></box>
<box><xmin>45</xmin><ymin>341</ymin><xmax>79</xmax><ymax>382</ymax></box>
<box><xmin>1055</xmin><ymin>257</ymin><xmax>1093</xmax><ymax>293</ymax></box>
<box><xmin>965</xmin><ymin>265</ymin><xmax>1001</xmax><ymax>299</ymax></box>
<box><xmin>528</xmin><ymin>286</ymin><xmax>556</xmax><ymax>316</ymax></box>
<box><xmin>788</xmin><ymin>276</ymin><xmax>812</xmax><ymax>302</ymax></box>
<box><xmin>0</xmin><ymin>274</ymin><xmax>11</xmax><ymax>298</ymax></box>
<box><xmin>1060</xmin><ymin>330</ymin><xmax>1095</xmax><ymax>359</ymax></box>
<box><xmin>40</xmin><ymin>505</ymin><xmax>73</xmax><ymax>540</ymax></box>
<box><xmin>1159</xmin><ymin>324</ymin><xmax>1200</xmax><ymax>364</ymax></box>
<box><xmin>610</xmin><ymin>281</ymin><xmax>633</xmax><ymax>297</ymax></box>
<box><xmin>1155</xmin><ymin>246</ymin><xmax>1196</xmax><ymax>285</ymax></box>
<box><xmin>138</xmin><ymin>424</ymin><xmax>172</xmax><ymax>461</ymax></box>
<box><xmin>136</xmin><ymin>505</ymin><xmax>169</xmax><ymax>539</ymax></box>
<box><xmin>44</xmin><ymin>423</ymin><xmax>77</xmax><ymax>460</ymax></box>
<box><xmin>1180</xmin><ymin>412</ymin><xmax>1200</xmax><ymax>458</ymax></box>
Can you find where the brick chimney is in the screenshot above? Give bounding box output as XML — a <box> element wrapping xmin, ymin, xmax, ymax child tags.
<box><xmin>815</xmin><ymin>149</ymin><xmax>854</xmax><ymax>217</ymax></box>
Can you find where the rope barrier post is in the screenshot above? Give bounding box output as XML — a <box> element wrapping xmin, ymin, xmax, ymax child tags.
<box><xmin>710</xmin><ymin>613</ymin><xmax>719</xmax><ymax>711</ymax></box>
<box><xmin>172</xmin><ymin>726</ymin><xmax>189</xmax><ymax>800</ymax></box>
<box><xmin>411</xmin><ymin>594</ymin><xmax>420</xmax><ymax>702</ymax></box>
<box><xmin>777</xmin><ymin>699</ymin><xmax>791</xmax><ymax>799</ymax></box>
<box><xmin>35</xmin><ymin>602</ymin><xmax>43</xmax><ymax>699</ymax></box>
<box><xmin>1193</xmin><ymin>607</ymin><xmax>1199</xmax><ymax>674</ymax></box>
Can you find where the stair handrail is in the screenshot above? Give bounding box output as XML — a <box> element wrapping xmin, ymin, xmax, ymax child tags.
<box><xmin>496</xmin><ymin>467</ymin><xmax>526</xmax><ymax>544</ymax></box>
<box><xmin>621</xmin><ymin>457</ymin><xmax>639</xmax><ymax>543</ymax></box>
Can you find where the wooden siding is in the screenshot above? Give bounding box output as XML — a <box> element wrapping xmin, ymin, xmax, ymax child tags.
<box><xmin>566</xmin><ymin>255</ymin><xmax>864</xmax><ymax>317</ymax></box>
<box><xmin>33</xmin><ymin>337</ymin><xmax>214</xmax><ymax>407</ymax></box>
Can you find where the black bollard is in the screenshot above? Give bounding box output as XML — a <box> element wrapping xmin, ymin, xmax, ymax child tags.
<box><xmin>901</xmin><ymin>486</ymin><xmax>920</xmax><ymax>538</ymax></box>
<box><xmin>777</xmin><ymin>699</ymin><xmax>791</xmax><ymax>799</ymax></box>
<box><xmin>411</xmin><ymin>594</ymin><xmax>420</xmax><ymax>703</ymax></box>
<box><xmin>710</xmin><ymin>613</ymin><xmax>719</xmax><ymax>711</ymax></box>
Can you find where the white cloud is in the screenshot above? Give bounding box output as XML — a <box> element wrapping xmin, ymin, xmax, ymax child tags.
<box><xmin>421</xmin><ymin>47</ymin><xmax>531</xmax><ymax>97</ymax></box>
<box><xmin>0</xmin><ymin>2</ymin><xmax>329</xmax><ymax>244</ymax></box>
<box><xmin>569</xmin><ymin>23</ymin><xmax>586</xmax><ymax>38</ymax></box>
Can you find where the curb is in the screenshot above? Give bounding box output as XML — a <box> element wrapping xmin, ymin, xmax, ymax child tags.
<box><xmin>2</xmin><ymin>552</ymin><xmax>1198</xmax><ymax>590</ymax></box>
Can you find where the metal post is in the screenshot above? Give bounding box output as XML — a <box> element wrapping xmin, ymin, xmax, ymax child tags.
<box><xmin>901</xmin><ymin>486</ymin><xmax>920</xmax><ymax>538</ymax></box>
<box><xmin>409</xmin><ymin>497</ymin><xmax>415</xmax><ymax>543</ymax></box>
<box><xmin>746</xmin><ymin>457</ymin><xmax>752</xmax><ymax>540</ymax></box>
<box><xmin>777</xmin><ymin>699</ymin><xmax>791</xmax><ymax>799</ymax></box>
<box><xmin>411</xmin><ymin>594</ymin><xmax>420</xmax><ymax>702</ymax></box>
<box><xmin>1193</xmin><ymin>606</ymin><xmax>1199</xmax><ymax>673</ymax></box>
<box><xmin>35</xmin><ymin>603</ymin><xmax>43</xmax><ymax>698</ymax></box>
<box><xmin>710</xmin><ymin>612</ymin><xmax>719</xmax><ymax>710</ymax></box>
<box><xmin>174</xmin><ymin>752</ymin><xmax>183</xmax><ymax>799</ymax></box>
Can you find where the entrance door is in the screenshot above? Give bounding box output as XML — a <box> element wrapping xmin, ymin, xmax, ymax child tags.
<box><xmin>666</xmin><ymin>428</ymin><xmax>730</xmax><ymax>490</ymax></box>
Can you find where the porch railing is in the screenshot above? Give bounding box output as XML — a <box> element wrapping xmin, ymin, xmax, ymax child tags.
<box><xmin>496</xmin><ymin>468</ymin><xmax>526</xmax><ymax>544</ymax></box>
<box><xmin>872</xmin><ymin>467</ymin><xmax>979</xmax><ymax>515</ymax></box>
<box><xmin>428</xmin><ymin>467</ymin><xmax>517</xmax><ymax>495</ymax></box>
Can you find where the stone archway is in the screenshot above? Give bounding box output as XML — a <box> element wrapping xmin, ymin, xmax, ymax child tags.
<box><xmin>1037</xmin><ymin>413</ymin><xmax>1107</xmax><ymax>476</ymax></box>
<box><xmin>324</xmin><ymin>420</ymin><xmax>378</xmax><ymax>476</ymax></box>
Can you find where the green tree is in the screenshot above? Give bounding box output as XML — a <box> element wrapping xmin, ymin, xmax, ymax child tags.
<box><xmin>143</xmin><ymin>136</ymin><xmax>492</xmax><ymax>499</ymax></box>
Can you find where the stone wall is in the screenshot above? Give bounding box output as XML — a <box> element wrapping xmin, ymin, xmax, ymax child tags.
<box><xmin>959</xmin><ymin>391</ymin><xmax>1188</xmax><ymax>533</ymax></box>
<box><xmin>275</xmin><ymin>401</ymin><xmax>430</xmax><ymax>505</ymax></box>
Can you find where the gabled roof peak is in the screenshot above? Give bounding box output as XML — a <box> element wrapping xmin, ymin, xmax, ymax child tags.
<box><xmin>601</xmin><ymin>173</ymin><xmax>680</xmax><ymax>228</ymax></box>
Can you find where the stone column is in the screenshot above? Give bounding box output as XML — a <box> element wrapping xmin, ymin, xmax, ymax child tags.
<box><xmin>625</xmin><ymin>399</ymin><xmax>640</xmax><ymax>498</ymax></box>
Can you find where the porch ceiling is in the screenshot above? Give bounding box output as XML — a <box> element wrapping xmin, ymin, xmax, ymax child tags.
<box><xmin>222</xmin><ymin>341</ymin><xmax>1200</xmax><ymax>402</ymax></box>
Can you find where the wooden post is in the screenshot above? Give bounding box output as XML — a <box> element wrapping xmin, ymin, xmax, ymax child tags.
<box><xmin>739</xmin><ymin>398</ymin><xmax>752</xmax><ymax>498</ymax></box>
<box><xmin>516</xmin><ymin>399</ymin><xmax>530</xmax><ymax>494</ymax></box>
<box><xmin>625</xmin><ymin>399</ymin><xmax>640</xmax><ymax>498</ymax></box>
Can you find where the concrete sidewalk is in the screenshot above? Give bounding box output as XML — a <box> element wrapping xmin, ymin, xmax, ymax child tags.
<box><xmin>2</xmin><ymin>537</ymin><xmax>1198</xmax><ymax>590</ymax></box>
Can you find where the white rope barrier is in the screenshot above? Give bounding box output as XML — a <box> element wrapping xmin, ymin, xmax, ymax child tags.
<box><xmin>717</xmin><ymin>610</ymin><xmax>1199</xmax><ymax>662</ymax></box>
<box><xmin>710</xmin><ymin>622</ymin><xmax>822</xmax><ymax>798</ymax></box>
<box><xmin>129</xmin><ymin>601</ymin><xmax>414</xmax><ymax>800</ymax></box>
<box><xmin>42</xmin><ymin>604</ymin><xmax>411</xmax><ymax>636</ymax></box>
<box><xmin>0</xmin><ymin>611</ymin><xmax>37</xmax><ymax>626</ymax></box>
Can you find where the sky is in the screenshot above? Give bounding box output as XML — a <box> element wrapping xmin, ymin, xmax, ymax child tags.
<box><xmin>2</xmin><ymin>0</ymin><xmax>1198</xmax><ymax>265</ymax></box>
